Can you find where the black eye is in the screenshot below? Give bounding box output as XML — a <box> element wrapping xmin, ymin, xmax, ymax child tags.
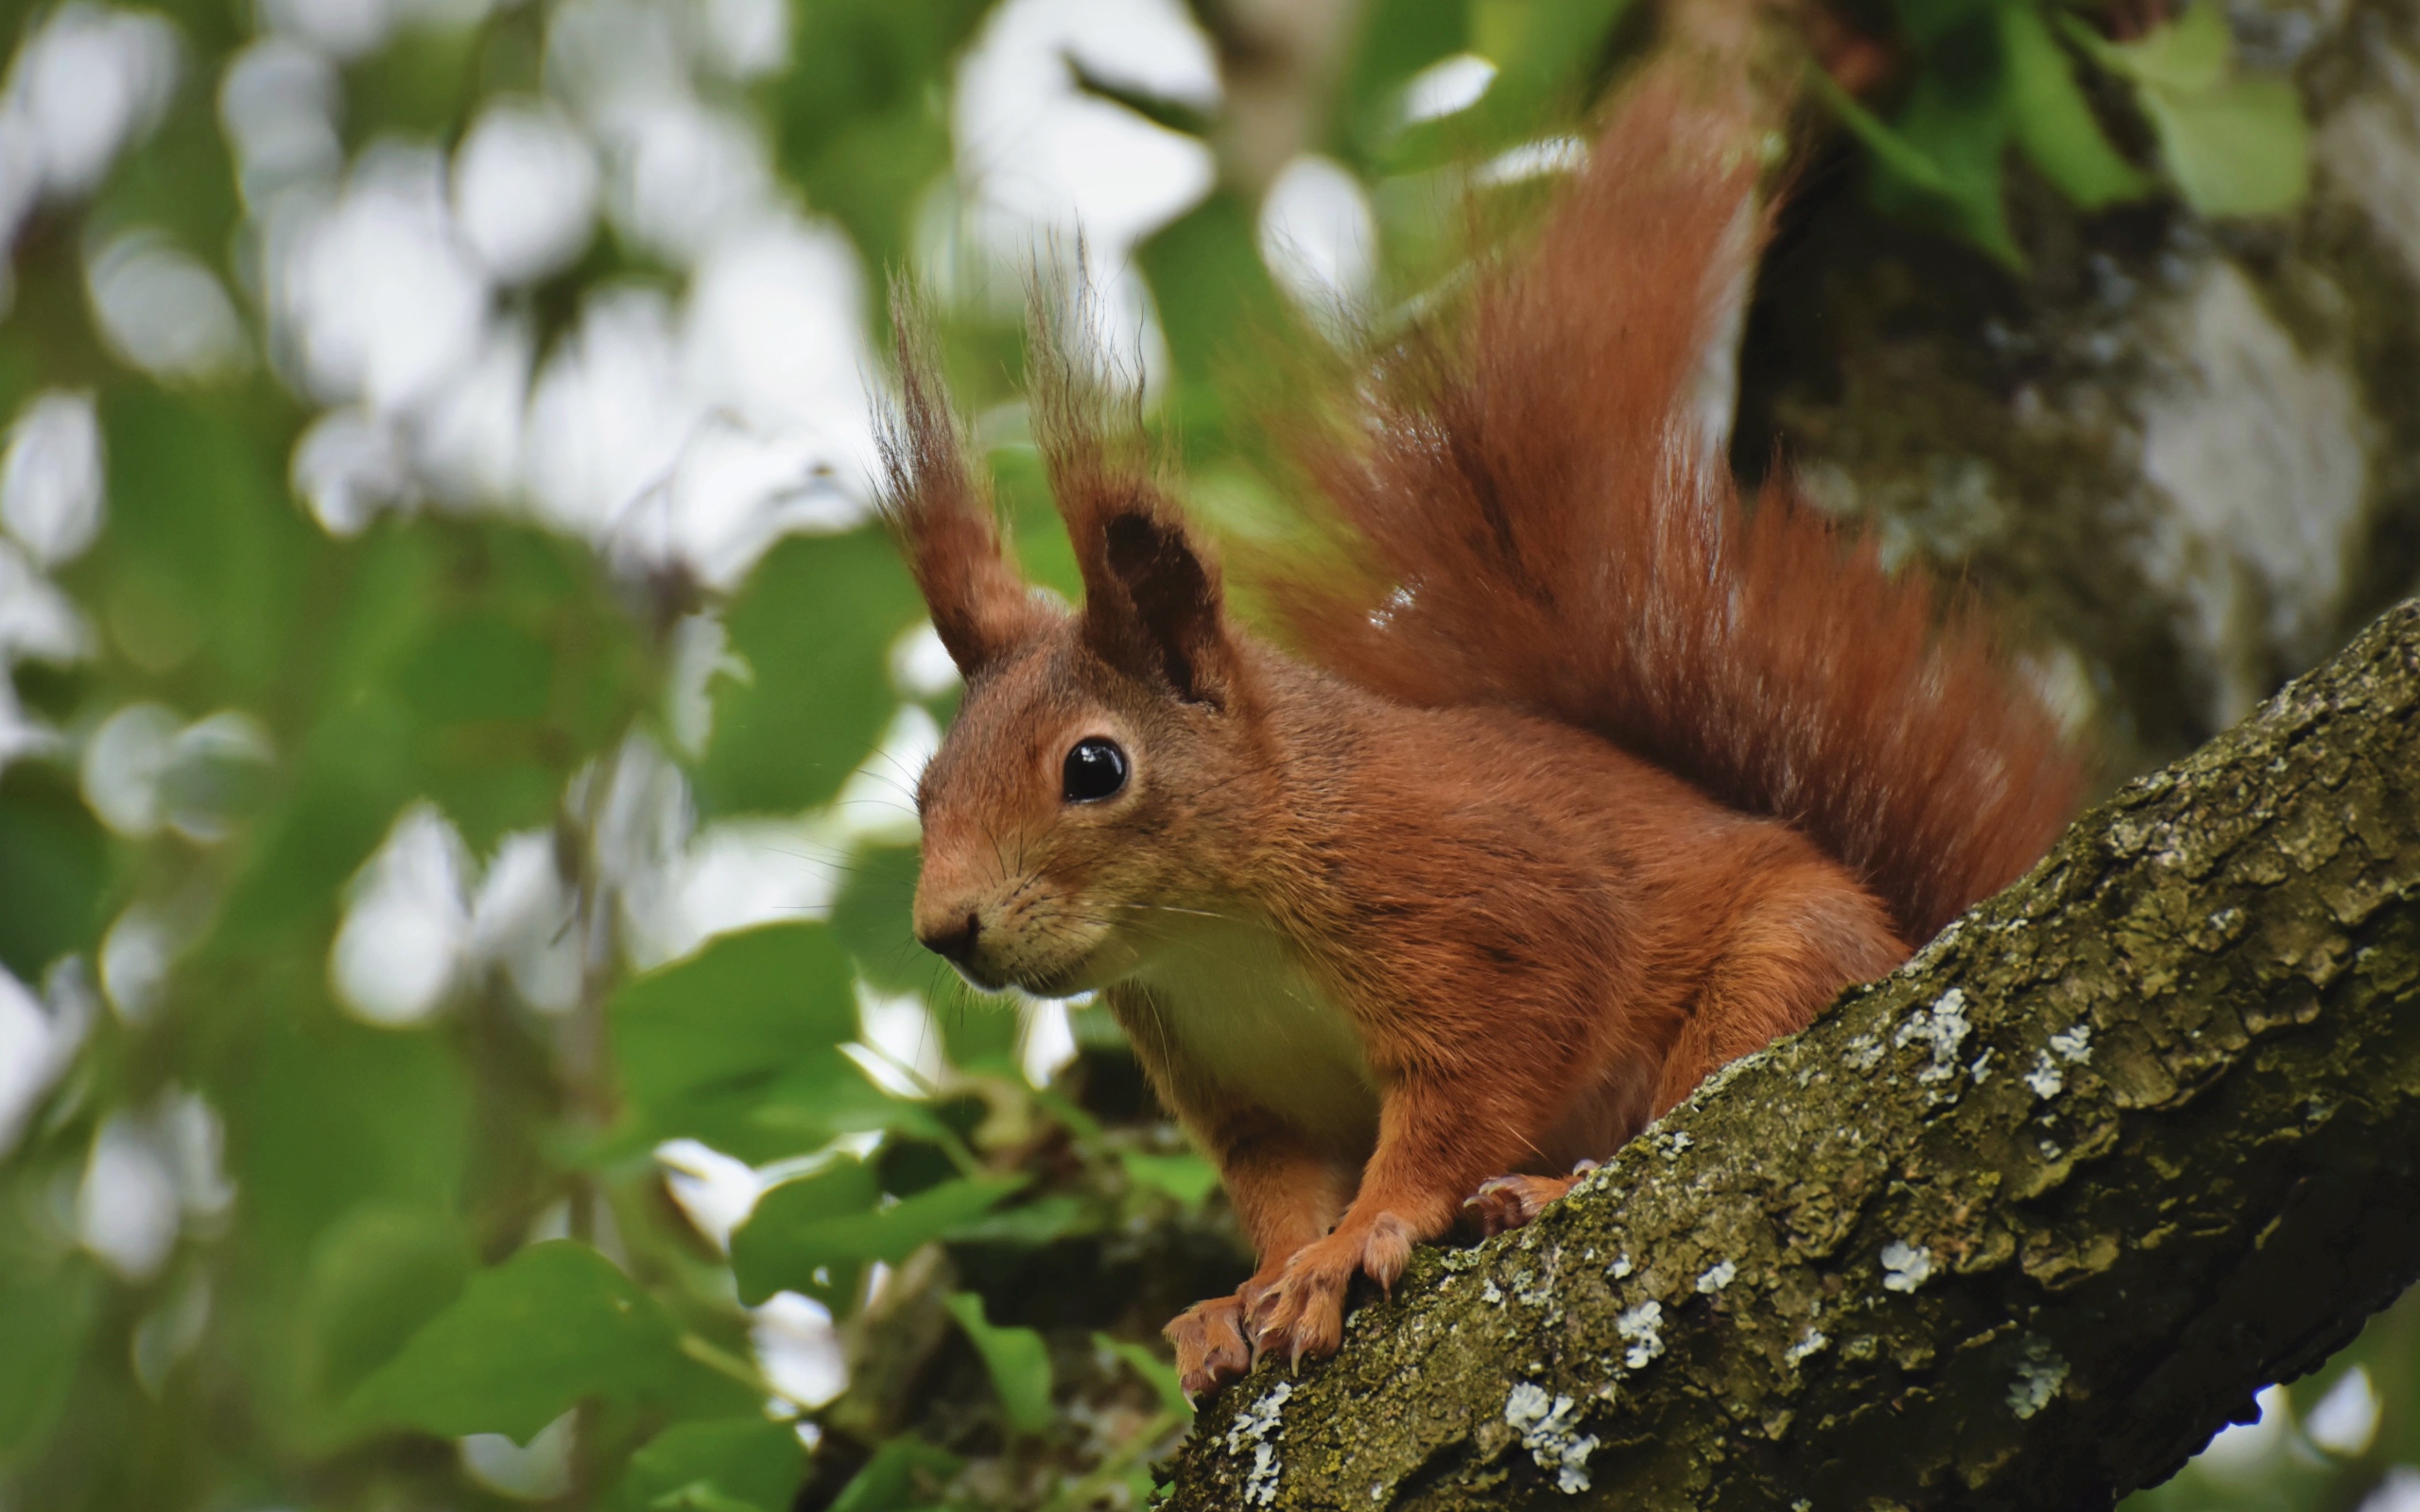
<box><xmin>1062</xmin><ymin>737</ymin><xmax>1129</xmax><ymax>803</ymax></box>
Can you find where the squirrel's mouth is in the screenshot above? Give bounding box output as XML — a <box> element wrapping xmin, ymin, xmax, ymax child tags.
<box><xmin>947</xmin><ymin>918</ymin><xmax>1127</xmax><ymax>999</ymax></box>
<box><xmin>1011</xmin><ymin>963</ymin><xmax>1087</xmax><ymax>998</ymax></box>
<box><xmin>997</xmin><ymin>944</ymin><xmax>1114</xmax><ymax>999</ymax></box>
<box><xmin>942</xmin><ymin>957</ymin><xmax>1010</xmax><ymax>994</ymax></box>
<box><xmin>930</xmin><ymin>939</ymin><xmax>1090</xmax><ymax>997</ymax></box>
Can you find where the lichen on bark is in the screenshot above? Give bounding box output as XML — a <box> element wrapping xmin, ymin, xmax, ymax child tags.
<box><xmin>1170</xmin><ymin>600</ymin><xmax>2420</xmax><ymax>1510</ymax></box>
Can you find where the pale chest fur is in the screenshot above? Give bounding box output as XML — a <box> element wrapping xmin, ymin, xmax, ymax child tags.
<box><xmin>1123</xmin><ymin>914</ymin><xmax>1380</xmax><ymax>1155</ymax></box>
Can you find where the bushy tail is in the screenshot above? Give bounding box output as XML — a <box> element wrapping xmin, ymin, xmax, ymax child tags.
<box><xmin>1264</xmin><ymin>62</ymin><xmax>2083</xmax><ymax>943</ymax></box>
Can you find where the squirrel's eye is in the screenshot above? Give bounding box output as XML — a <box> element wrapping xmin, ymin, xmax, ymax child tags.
<box><xmin>1062</xmin><ymin>737</ymin><xmax>1129</xmax><ymax>803</ymax></box>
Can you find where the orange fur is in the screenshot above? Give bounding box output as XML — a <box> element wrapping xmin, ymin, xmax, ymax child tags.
<box><xmin>877</xmin><ymin>60</ymin><xmax>2083</xmax><ymax>1399</ymax></box>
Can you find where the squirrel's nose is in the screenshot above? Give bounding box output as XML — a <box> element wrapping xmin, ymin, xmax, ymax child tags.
<box><xmin>918</xmin><ymin>911</ymin><xmax>982</xmax><ymax>964</ymax></box>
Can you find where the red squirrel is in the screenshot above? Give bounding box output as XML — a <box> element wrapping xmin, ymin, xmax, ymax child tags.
<box><xmin>878</xmin><ymin>62</ymin><xmax>2083</xmax><ymax>1398</ymax></box>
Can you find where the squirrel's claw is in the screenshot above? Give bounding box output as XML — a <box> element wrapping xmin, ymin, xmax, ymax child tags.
<box><xmin>1464</xmin><ymin>1164</ymin><xmax>1599</xmax><ymax>1236</ymax></box>
<box><xmin>1164</xmin><ymin>1292</ymin><xmax>1253</xmax><ymax>1400</ymax></box>
<box><xmin>1245</xmin><ymin>1255</ymin><xmax>1346</xmax><ymax>1367</ymax></box>
<box><xmin>1243</xmin><ymin>1212</ymin><xmax>1417</xmax><ymax>1369</ymax></box>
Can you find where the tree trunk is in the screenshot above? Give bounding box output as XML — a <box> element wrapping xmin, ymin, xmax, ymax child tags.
<box><xmin>1168</xmin><ymin>598</ymin><xmax>2420</xmax><ymax>1511</ymax></box>
<box><xmin>1737</xmin><ymin>0</ymin><xmax>2420</xmax><ymax>779</ymax></box>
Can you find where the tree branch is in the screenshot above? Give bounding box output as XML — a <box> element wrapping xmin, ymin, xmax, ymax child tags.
<box><xmin>1171</xmin><ymin>600</ymin><xmax>2420</xmax><ymax>1510</ymax></box>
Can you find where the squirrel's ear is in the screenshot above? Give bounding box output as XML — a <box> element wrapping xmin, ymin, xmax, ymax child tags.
<box><xmin>878</xmin><ymin>300</ymin><xmax>1051</xmax><ymax>678</ymax></box>
<box><xmin>1022</xmin><ymin>289</ymin><xmax>1236</xmax><ymax>706</ymax></box>
<box><xmin>1083</xmin><ymin>507</ymin><xmax>1237</xmax><ymax>709</ymax></box>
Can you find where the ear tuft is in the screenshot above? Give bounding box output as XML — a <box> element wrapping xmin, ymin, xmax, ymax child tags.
<box><xmin>877</xmin><ymin>289</ymin><xmax>1053</xmax><ymax>677</ymax></box>
<box><xmin>1022</xmin><ymin>274</ymin><xmax>1238</xmax><ymax>707</ymax></box>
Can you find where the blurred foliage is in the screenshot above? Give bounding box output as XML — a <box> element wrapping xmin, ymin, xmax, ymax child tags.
<box><xmin>0</xmin><ymin>0</ymin><xmax>2378</xmax><ymax>1510</ymax></box>
<box><xmin>1821</xmin><ymin>0</ymin><xmax>2308</xmax><ymax>265</ymax></box>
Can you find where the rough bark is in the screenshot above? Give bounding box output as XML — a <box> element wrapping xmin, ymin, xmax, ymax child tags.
<box><xmin>1168</xmin><ymin>598</ymin><xmax>2420</xmax><ymax>1511</ymax></box>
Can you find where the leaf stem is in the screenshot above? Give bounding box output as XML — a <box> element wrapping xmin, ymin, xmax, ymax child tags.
<box><xmin>679</xmin><ymin>1332</ymin><xmax>804</xmax><ymax>1413</ymax></box>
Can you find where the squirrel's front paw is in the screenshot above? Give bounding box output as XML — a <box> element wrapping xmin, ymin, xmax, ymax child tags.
<box><xmin>1246</xmin><ymin>1213</ymin><xmax>1414</xmax><ymax>1368</ymax></box>
<box><xmin>1164</xmin><ymin>1293</ymin><xmax>1253</xmax><ymax>1400</ymax></box>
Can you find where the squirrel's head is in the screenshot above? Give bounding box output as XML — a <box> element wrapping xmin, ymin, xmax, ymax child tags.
<box><xmin>881</xmin><ymin>326</ymin><xmax>1267</xmax><ymax>997</ymax></box>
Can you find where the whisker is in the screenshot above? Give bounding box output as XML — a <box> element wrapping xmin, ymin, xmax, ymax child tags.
<box><xmin>1104</xmin><ymin>902</ymin><xmax>1236</xmax><ymax>922</ymax></box>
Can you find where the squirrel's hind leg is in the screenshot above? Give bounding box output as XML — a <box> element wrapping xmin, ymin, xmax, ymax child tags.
<box><xmin>1464</xmin><ymin>874</ymin><xmax>1906</xmax><ymax>1238</ymax></box>
<box><xmin>1651</xmin><ymin>871</ymin><xmax>1908</xmax><ymax>1117</ymax></box>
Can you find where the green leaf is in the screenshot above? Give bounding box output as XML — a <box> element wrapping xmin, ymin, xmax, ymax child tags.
<box><xmin>398</xmin><ymin>527</ymin><xmax>653</xmax><ymax>847</ymax></box>
<box><xmin>732</xmin><ymin>1172</ymin><xmax>1026</xmax><ymax>1304</ymax></box>
<box><xmin>826</xmin><ymin>1434</ymin><xmax>963</xmax><ymax>1512</ymax></box>
<box><xmin>391</xmin><ymin>614</ymin><xmax>555</xmax><ymax>726</ymax></box>
<box><xmin>827</xmin><ymin>841</ymin><xmax>932</xmax><ymax>994</ymax></box>
<box><xmin>771</xmin><ymin>0</ymin><xmax>995</xmax><ymax>274</ymax></box>
<box><xmin>1117</xmin><ymin>1150</ymin><xmax>1221</xmax><ymax>1208</ymax></box>
<box><xmin>989</xmin><ymin>443</ymin><xmax>1085</xmax><ymax>604</ymax></box>
<box><xmin>214</xmin><ymin>520</ymin><xmax>652</xmax><ymax>936</ymax></box>
<box><xmin>1891</xmin><ymin>0</ymin><xmax>1999</xmax><ymax>49</ymax></box>
<box><xmin>1820</xmin><ymin>40</ymin><xmax>2025</xmax><ymax>267</ymax></box>
<box><xmin>1809</xmin><ymin>66</ymin><xmax>1957</xmax><ymax>197</ymax></box>
<box><xmin>747</xmin><ymin>1072</ymin><xmax>963</xmax><ymax>1159</ymax></box>
<box><xmin>2066</xmin><ymin>4</ymin><xmax>2310</xmax><ymax>216</ymax></box>
<box><xmin>0</xmin><ymin>1240</ymin><xmax>100</xmax><ymax>1458</ymax></box>
<box><xmin>1330</xmin><ymin>0</ymin><xmax>1468</xmax><ymax>167</ymax></box>
<box><xmin>212</xmin><ymin>741</ymin><xmax>397</xmax><ymax>946</ymax></box>
<box><xmin>932</xmin><ymin>987</ymin><xmax>1019</xmax><ymax>1072</ymax></box>
<box><xmin>1030</xmin><ymin>1087</ymin><xmax>1105</xmax><ymax>1144</ymax></box>
<box><xmin>1486</xmin><ymin>0</ymin><xmax>1631</xmax><ymax>101</ymax></box>
<box><xmin>1894</xmin><ymin>46</ymin><xmax>2020</xmax><ymax>264</ymax></box>
<box><xmin>2082</xmin><ymin>1</ymin><xmax>2232</xmax><ymax>91</ymax></box>
<box><xmin>2000</xmin><ymin>3</ymin><xmax>2150</xmax><ymax>209</ymax></box>
<box><xmin>344</xmin><ymin>18</ymin><xmax>484</xmax><ymax>140</ymax></box>
<box><xmin>633</xmin><ymin>1057</ymin><xmax>899</xmax><ymax>1170</ymax></box>
<box><xmin>293</xmin><ymin>1204</ymin><xmax>475</xmax><ymax>1441</ymax></box>
<box><xmin>233</xmin><ymin>1019</ymin><xmax>471</xmax><ymax>1257</ymax></box>
<box><xmin>95</xmin><ymin>384</ymin><xmax>310</xmax><ymax>699</ymax></box>
<box><xmin>1134</xmin><ymin>192</ymin><xmax>1291</xmax><ymax>401</ymax></box>
<box><xmin>612</xmin><ymin>923</ymin><xmax>862</xmax><ymax>1101</ymax></box>
<box><xmin>944</xmin><ymin>1293</ymin><xmax>1054</xmax><ymax>1435</ymax></box>
<box><xmin>650</xmin><ymin>1489</ymin><xmax>761</xmax><ymax>1512</ymax></box>
<box><xmin>93</xmin><ymin>78</ymin><xmax>241</xmax><ymax>255</ymax></box>
<box><xmin>1094</xmin><ymin>1332</ymin><xmax>1191</xmax><ymax>1418</ymax></box>
<box><xmin>2136</xmin><ymin>74</ymin><xmax>2309</xmax><ymax>216</ymax></box>
<box><xmin>617</xmin><ymin>1418</ymin><xmax>806</xmax><ymax>1512</ymax></box>
<box><xmin>726</xmin><ymin>1157</ymin><xmax>879</xmax><ymax>1309</ymax></box>
<box><xmin>761</xmin><ymin>1157</ymin><xmax>886</xmax><ymax>1228</ymax></box>
<box><xmin>1386</xmin><ymin>0</ymin><xmax>1628</xmax><ymax>170</ymax></box>
<box><xmin>609</xmin><ymin>923</ymin><xmax>863</xmax><ymax>1159</ymax></box>
<box><xmin>942</xmin><ymin>1194</ymin><xmax>1101</xmax><ymax>1246</ymax></box>
<box><xmin>697</xmin><ymin>530</ymin><xmax>925</xmax><ymax>816</ymax></box>
<box><xmin>345</xmin><ymin>1241</ymin><xmax>687</xmax><ymax>1443</ymax></box>
<box><xmin>0</xmin><ymin>762</ymin><xmax>108</xmax><ymax>980</ymax></box>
